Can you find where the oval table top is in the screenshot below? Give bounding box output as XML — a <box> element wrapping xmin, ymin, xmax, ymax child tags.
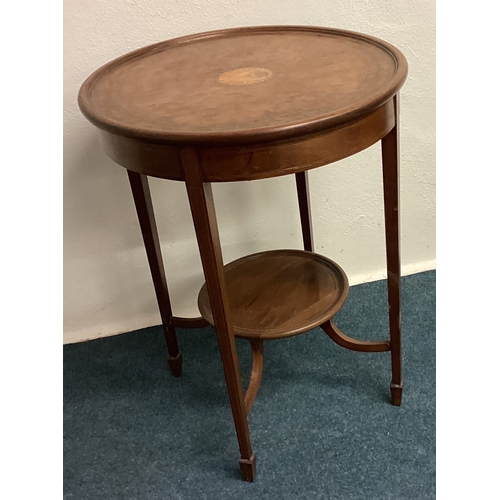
<box><xmin>78</xmin><ymin>25</ymin><xmax>407</xmax><ymax>146</ymax></box>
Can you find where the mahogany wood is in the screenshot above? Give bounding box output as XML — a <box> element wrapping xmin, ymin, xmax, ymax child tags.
<box><xmin>182</xmin><ymin>149</ymin><xmax>256</xmax><ymax>481</ymax></box>
<box><xmin>127</xmin><ymin>171</ymin><xmax>182</xmax><ymax>376</ymax></box>
<box><xmin>171</xmin><ymin>316</ymin><xmax>209</xmax><ymax>329</ymax></box>
<box><xmin>78</xmin><ymin>26</ymin><xmax>407</xmax><ymax>146</ymax></box>
<box><xmin>77</xmin><ymin>25</ymin><xmax>408</xmax><ymax>481</ymax></box>
<box><xmin>103</xmin><ymin>131</ymin><xmax>183</xmax><ymax>180</ymax></box>
<box><xmin>197</xmin><ymin>103</ymin><xmax>394</xmax><ymax>182</ymax></box>
<box><xmin>382</xmin><ymin>94</ymin><xmax>403</xmax><ymax>406</ymax></box>
<box><xmin>320</xmin><ymin>320</ymin><xmax>390</xmax><ymax>352</ymax></box>
<box><xmin>98</xmin><ymin>102</ymin><xmax>394</xmax><ymax>182</ymax></box>
<box><xmin>295</xmin><ymin>171</ymin><xmax>314</xmax><ymax>252</ymax></box>
<box><xmin>239</xmin><ymin>453</ymin><xmax>257</xmax><ymax>483</ymax></box>
<box><xmin>197</xmin><ymin>250</ymin><xmax>349</xmax><ymax>340</ymax></box>
<box><xmin>244</xmin><ymin>340</ymin><xmax>264</xmax><ymax>415</ymax></box>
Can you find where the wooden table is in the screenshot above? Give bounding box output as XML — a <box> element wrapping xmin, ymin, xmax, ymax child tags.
<box><xmin>78</xmin><ymin>26</ymin><xmax>408</xmax><ymax>482</ymax></box>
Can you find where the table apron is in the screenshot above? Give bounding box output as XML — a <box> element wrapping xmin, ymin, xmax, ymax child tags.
<box><xmin>98</xmin><ymin>99</ymin><xmax>395</xmax><ymax>182</ymax></box>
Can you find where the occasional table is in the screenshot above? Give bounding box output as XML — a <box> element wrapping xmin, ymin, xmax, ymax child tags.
<box><xmin>78</xmin><ymin>25</ymin><xmax>408</xmax><ymax>482</ymax></box>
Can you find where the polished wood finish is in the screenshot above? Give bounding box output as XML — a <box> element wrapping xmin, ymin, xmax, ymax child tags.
<box><xmin>182</xmin><ymin>149</ymin><xmax>255</xmax><ymax>481</ymax></box>
<box><xmin>196</xmin><ymin>102</ymin><xmax>394</xmax><ymax>181</ymax></box>
<box><xmin>382</xmin><ymin>94</ymin><xmax>403</xmax><ymax>406</ymax></box>
<box><xmin>295</xmin><ymin>171</ymin><xmax>314</xmax><ymax>252</ymax></box>
<box><xmin>238</xmin><ymin>453</ymin><xmax>257</xmax><ymax>483</ymax></box>
<box><xmin>198</xmin><ymin>250</ymin><xmax>349</xmax><ymax>340</ymax></box>
<box><xmin>78</xmin><ymin>25</ymin><xmax>408</xmax><ymax>481</ymax></box>
<box><xmin>320</xmin><ymin>320</ymin><xmax>390</xmax><ymax>352</ymax></box>
<box><xmin>102</xmin><ymin>131</ymin><xmax>183</xmax><ymax>181</ymax></box>
<box><xmin>171</xmin><ymin>316</ymin><xmax>208</xmax><ymax>329</ymax></box>
<box><xmin>78</xmin><ymin>26</ymin><xmax>407</xmax><ymax>147</ymax></box>
<box><xmin>99</xmin><ymin>98</ymin><xmax>394</xmax><ymax>182</ymax></box>
<box><xmin>244</xmin><ymin>340</ymin><xmax>264</xmax><ymax>415</ymax></box>
<box><xmin>127</xmin><ymin>171</ymin><xmax>182</xmax><ymax>376</ymax></box>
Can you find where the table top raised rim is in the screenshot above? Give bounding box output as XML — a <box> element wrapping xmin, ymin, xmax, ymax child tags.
<box><xmin>78</xmin><ymin>25</ymin><xmax>408</xmax><ymax>147</ymax></box>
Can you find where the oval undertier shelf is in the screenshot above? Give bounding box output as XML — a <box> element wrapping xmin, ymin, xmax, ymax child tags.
<box><xmin>198</xmin><ymin>249</ymin><xmax>349</xmax><ymax>340</ymax></box>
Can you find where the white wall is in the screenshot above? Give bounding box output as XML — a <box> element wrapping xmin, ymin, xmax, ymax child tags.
<box><xmin>63</xmin><ymin>0</ymin><xmax>435</xmax><ymax>344</ymax></box>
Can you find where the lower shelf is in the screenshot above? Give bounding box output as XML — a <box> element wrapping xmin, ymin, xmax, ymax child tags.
<box><xmin>197</xmin><ymin>249</ymin><xmax>349</xmax><ymax>340</ymax></box>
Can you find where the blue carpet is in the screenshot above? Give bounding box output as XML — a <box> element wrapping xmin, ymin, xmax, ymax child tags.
<box><xmin>64</xmin><ymin>270</ymin><xmax>435</xmax><ymax>499</ymax></box>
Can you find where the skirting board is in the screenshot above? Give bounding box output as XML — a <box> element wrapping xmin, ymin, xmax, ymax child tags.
<box><xmin>64</xmin><ymin>259</ymin><xmax>436</xmax><ymax>345</ymax></box>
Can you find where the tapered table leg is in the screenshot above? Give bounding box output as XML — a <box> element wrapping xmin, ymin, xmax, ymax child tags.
<box><xmin>382</xmin><ymin>94</ymin><xmax>403</xmax><ymax>406</ymax></box>
<box><xmin>182</xmin><ymin>150</ymin><xmax>256</xmax><ymax>481</ymax></box>
<box><xmin>127</xmin><ymin>170</ymin><xmax>182</xmax><ymax>377</ymax></box>
<box><xmin>295</xmin><ymin>171</ymin><xmax>314</xmax><ymax>252</ymax></box>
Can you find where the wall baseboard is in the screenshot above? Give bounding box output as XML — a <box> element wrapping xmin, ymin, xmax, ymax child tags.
<box><xmin>348</xmin><ymin>258</ymin><xmax>436</xmax><ymax>286</ymax></box>
<box><xmin>63</xmin><ymin>259</ymin><xmax>436</xmax><ymax>345</ymax></box>
<box><xmin>64</xmin><ymin>314</ymin><xmax>162</xmax><ymax>345</ymax></box>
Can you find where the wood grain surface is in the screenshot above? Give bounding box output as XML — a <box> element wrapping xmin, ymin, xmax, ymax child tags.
<box><xmin>78</xmin><ymin>26</ymin><xmax>407</xmax><ymax>146</ymax></box>
<box><xmin>77</xmin><ymin>26</ymin><xmax>408</xmax><ymax>480</ymax></box>
<box><xmin>198</xmin><ymin>250</ymin><xmax>349</xmax><ymax>340</ymax></box>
